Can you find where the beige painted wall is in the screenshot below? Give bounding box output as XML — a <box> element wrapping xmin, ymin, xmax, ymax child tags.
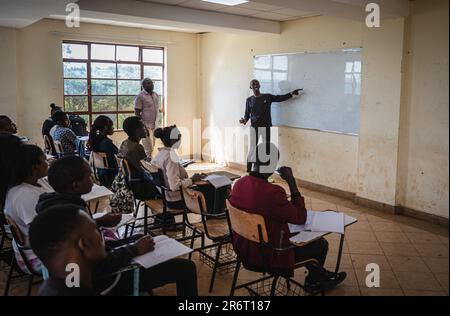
<box><xmin>0</xmin><ymin>27</ymin><xmax>18</xmax><ymax>125</ymax></box>
<box><xmin>200</xmin><ymin>16</ymin><xmax>363</xmax><ymax>193</ymax></box>
<box><xmin>397</xmin><ymin>0</ymin><xmax>449</xmax><ymax>218</ymax></box>
<box><xmin>357</xmin><ymin>18</ymin><xmax>405</xmax><ymax>205</ymax></box>
<box><xmin>5</xmin><ymin>19</ymin><xmax>199</xmax><ymax>156</ymax></box>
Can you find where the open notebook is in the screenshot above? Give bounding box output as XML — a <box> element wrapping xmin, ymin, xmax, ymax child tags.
<box><xmin>132</xmin><ymin>235</ymin><xmax>193</xmax><ymax>269</ymax></box>
<box><xmin>92</xmin><ymin>213</ymin><xmax>135</xmax><ymax>230</ymax></box>
<box><xmin>288</xmin><ymin>210</ymin><xmax>345</xmax><ymax>234</ymax></box>
<box><xmin>204</xmin><ymin>174</ymin><xmax>232</xmax><ymax>189</ymax></box>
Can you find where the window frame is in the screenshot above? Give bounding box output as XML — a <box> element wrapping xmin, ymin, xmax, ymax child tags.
<box><xmin>62</xmin><ymin>40</ymin><xmax>165</xmax><ymax>130</ymax></box>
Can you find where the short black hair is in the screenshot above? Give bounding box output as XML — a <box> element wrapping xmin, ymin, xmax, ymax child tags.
<box><xmin>0</xmin><ymin>133</ymin><xmax>24</xmax><ymax>206</ymax></box>
<box><xmin>51</xmin><ymin>111</ymin><xmax>67</xmax><ymax>123</ymax></box>
<box><xmin>122</xmin><ymin>116</ymin><xmax>143</xmax><ymax>137</ymax></box>
<box><xmin>154</xmin><ymin>125</ymin><xmax>179</xmax><ymax>147</ymax></box>
<box><xmin>0</xmin><ymin>115</ymin><xmax>12</xmax><ymax>129</ymax></box>
<box><xmin>48</xmin><ymin>156</ymin><xmax>88</xmax><ymax>193</ymax></box>
<box><xmin>20</xmin><ymin>144</ymin><xmax>45</xmax><ymax>183</ymax></box>
<box><xmin>29</xmin><ymin>204</ymin><xmax>83</xmax><ymax>264</ymax></box>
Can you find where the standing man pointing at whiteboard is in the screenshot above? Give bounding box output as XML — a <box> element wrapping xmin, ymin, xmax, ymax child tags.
<box><xmin>240</xmin><ymin>79</ymin><xmax>302</xmax><ymax>173</ymax></box>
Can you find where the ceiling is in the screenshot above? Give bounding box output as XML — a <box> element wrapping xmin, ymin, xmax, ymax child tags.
<box><xmin>0</xmin><ymin>0</ymin><xmax>410</xmax><ymax>34</ymax></box>
<box><xmin>143</xmin><ymin>0</ymin><xmax>318</xmax><ymax>21</ymax></box>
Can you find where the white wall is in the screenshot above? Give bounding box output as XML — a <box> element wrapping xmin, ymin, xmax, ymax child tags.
<box><xmin>3</xmin><ymin>19</ymin><xmax>199</xmax><ymax>156</ymax></box>
<box><xmin>200</xmin><ymin>16</ymin><xmax>363</xmax><ymax>193</ymax></box>
<box><xmin>0</xmin><ymin>27</ymin><xmax>18</xmax><ymax>125</ymax></box>
<box><xmin>397</xmin><ymin>0</ymin><xmax>449</xmax><ymax>218</ymax></box>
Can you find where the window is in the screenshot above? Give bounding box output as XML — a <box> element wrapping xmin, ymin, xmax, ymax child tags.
<box><xmin>344</xmin><ymin>61</ymin><xmax>361</xmax><ymax>95</ymax></box>
<box><xmin>253</xmin><ymin>54</ymin><xmax>289</xmax><ymax>93</ymax></box>
<box><xmin>62</xmin><ymin>41</ymin><xmax>165</xmax><ymax>129</ymax></box>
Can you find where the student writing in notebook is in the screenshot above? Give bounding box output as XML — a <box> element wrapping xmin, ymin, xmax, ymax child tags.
<box><xmin>36</xmin><ymin>156</ymin><xmax>198</xmax><ymax>296</ymax></box>
<box><xmin>30</xmin><ymin>205</ymin><xmax>108</xmax><ymax>296</ymax></box>
<box><xmin>152</xmin><ymin>125</ymin><xmax>229</xmax><ymax>213</ymax></box>
<box><xmin>228</xmin><ymin>143</ymin><xmax>346</xmax><ymax>292</ymax></box>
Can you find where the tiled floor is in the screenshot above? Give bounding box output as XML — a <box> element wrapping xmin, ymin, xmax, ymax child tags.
<box><xmin>1</xmin><ymin>164</ymin><xmax>448</xmax><ymax>296</ymax></box>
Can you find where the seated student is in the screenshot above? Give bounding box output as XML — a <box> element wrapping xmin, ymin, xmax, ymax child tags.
<box><xmin>36</xmin><ymin>156</ymin><xmax>198</xmax><ymax>296</ymax></box>
<box><xmin>0</xmin><ymin>133</ymin><xmax>23</xmax><ymax>209</ymax></box>
<box><xmin>42</xmin><ymin>103</ymin><xmax>62</xmax><ymax>138</ymax></box>
<box><xmin>0</xmin><ymin>115</ymin><xmax>18</xmax><ymax>134</ymax></box>
<box><xmin>29</xmin><ymin>205</ymin><xmax>108</xmax><ymax>296</ymax></box>
<box><xmin>118</xmin><ymin>116</ymin><xmax>159</xmax><ymax>200</ymax></box>
<box><xmin>88</xmin><ymin>115</ymin><xmax>119</xmax><ymax>187</ymax></box>
<box><xmin>228</xmin><ymin>143</ymin><xmax>346</xmax><ymax>292</ymax></box>
<box><xmin>3</xmin><ymin>144</ymin><xmax>51</xmax><ymax>273</ymax></box>
<box><xmin>49</xmin><ymin>110</ymin><xmax>77</xmax><ymax>154</ymax></box>
<box><xmin>152</xmin><ymin>125</ymin><xmax>219</xmax><ymax>211</ymax></box>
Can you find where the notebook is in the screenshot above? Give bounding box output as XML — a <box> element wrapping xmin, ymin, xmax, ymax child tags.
<box><xmin>92</xmin><ymin>213</ymin><xmax>136</xmax><ymax>230</ymax></box>
<box><xmin>132</xmin><ymin>235</ymin><xmax>193</xmax><ymax>269</ymax></box>
<box><xmin>204</xmin><ymin>174</ymin><xmax>232</xmax><ymax>189</ymax></box>
<box><xmin>288</xmin><ymin>210</ymin><xmax>345</xmax><ymax>234</ymax></box>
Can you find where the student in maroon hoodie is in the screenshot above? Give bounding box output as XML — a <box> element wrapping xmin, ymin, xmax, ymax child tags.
<box><xmin>228</xmin><ymin>142</ymin><xmax>346</xmax><ymax>293</ymax></box>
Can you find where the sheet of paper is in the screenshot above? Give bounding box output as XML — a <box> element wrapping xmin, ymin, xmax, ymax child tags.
<box><xmin>82</xmin><ymin>184</ymin><xmax>113</xmax><ymax>202</ymax></box>
<box><xmin>288</xmin><ymin>210</ymin><xmax>314</xmax><ymax>233</ymax></box>
<box><xmin>311</xmin><ymin>211</ymin><xmax>345</xmax><ymax>234</ymax></box>
<box><xmin>204</xmin><ymin>174</ymin><xmax>232</xmax><ymax>189</ymax></box>
<box><xmin>132</xmin><ymin>235</ymin><xmax>193</xmax><ymax>269</ymax></box>
<box><xmin>289</xmin><ymin>231</ymin><xmax>325</xmax><ymax>244</ymax></box>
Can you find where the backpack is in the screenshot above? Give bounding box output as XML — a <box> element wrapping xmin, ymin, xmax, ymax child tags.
<box><xmin>110</xmin><ymin>171</ymin><xmax>134</xmax><ymax>214</ymax></box>
<box><xmin>69</xmin><ymin>114</ymin><xmax>88</xmax><ymax>136</ymax></box>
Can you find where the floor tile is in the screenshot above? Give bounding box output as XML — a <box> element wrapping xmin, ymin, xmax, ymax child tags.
<box><xmin>423</xmin><ymin>257</ymin><xmax>449</xmax><ymax>274</ymax></box>
<box><xmin>370</xmin><ymin>221</ymin><xmax>403</xmax><ymax>232</ymax></box>
<box><xmin>386</xmin><ymin>256</ymin><xmax>430</xmax><ymax>272</ymax></box>
<box><xmin>374</xmin><ymin>231</ymin><xmax>409</xmax><ymax>243</ymax></box>
<box><xmin>433</xmin><ymin>273</ymin><xmax>449</xmax><ymax>293</ymax></box>
<box><xmin>379</xmin><ymin>242</ymin><xmax>419</xmax><ymax>256</ymax></box>
<box><xmin>404</xmin><ymin>290</ymin><xmax>447</xmax><ymax>296</ymax></box>
<box><xmin>350</xmin><ymin>254</ymin><xmax>391</xmax><ymax>270</ymax></box>
<box><xmin>345</xmin><ymin>230</ymin><xmax>377</xmax><ymax>242</ymax></box>
<box><xmin>355</xmin><ymin>269</ymin><xmax>400</xmax><ymax>289</ymax></box>
<box><xmin>406</xmin><ymin>232</ymin><xmax>444</xmax><ymax>245</ymax></box>
<box><xmin>394</xmin><ymin>270</ymin><xmax>442</xmax><ymax>291</ymax></box>
<box><xmin>414</xmin><ymin>243</ymin><xmax>449</xmax><ymax>258</ymax></box>
<box><xmin>347</xmin><ymin>241</ymin><xmax>384</xmax><ymax>255</ymax></box>
<box><xmin>327</xmin><ymin>285</ymin><xmax>361</xmax><ymax>296</ymax></box>
<box><xmin>360</xmin><ymin>288</ymin><xmax>404</xmax><ymax>296</ymax></box>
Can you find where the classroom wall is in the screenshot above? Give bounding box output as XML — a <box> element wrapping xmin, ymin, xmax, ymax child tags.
<box><xmin>0</xmin><ymin>27</ymin><xmax>18</xmax><ymax>125</ymax></box>
<box><xmin>5</xmin><ymin>19</ymin><xmax>199</xmax><ymax>156</ymax></box>
<box><xmin>199</xmin><ymin>16</ymin><xmax>363</xmax><ymax>193</ymax></box>
<box><xmin>397</xmin><ymin>0</ymin><xmax>449</xmax><ymax>218</ymax></box>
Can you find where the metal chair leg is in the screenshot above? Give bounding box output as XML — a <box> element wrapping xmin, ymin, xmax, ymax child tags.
<box><xmin>229</xmin><ymin>260</ymin><xmax>241</xmax><ymax>297</ymax></box>
<box><xmin>3</xmin><ymin>256</ymin><xmax>15</xmax><ymax>296</ymax></box>
<box><xmin>26</xmin><ymin>275</ymin><xmax>34</xmax><ymax>296</ymax></box>
<box><xmin>270</xmin><ymin>275</ymin><xmax>280</xmax><ymax>296</ymax></box>
<box><xmin>208</xmin><ymin>241</ymin><xmax>223</xmax><ymax>293</ymax></box>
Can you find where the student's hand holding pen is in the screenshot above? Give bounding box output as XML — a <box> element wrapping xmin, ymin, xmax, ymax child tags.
<box><xmin>96</xmin><ymin>213</ymin><xmax>122</xmax><ymax>228</ymax></box>
<box><xmin>134</xmin><ymin>235</ymin><xmax>155</xmax><ymax>255</ymax></box>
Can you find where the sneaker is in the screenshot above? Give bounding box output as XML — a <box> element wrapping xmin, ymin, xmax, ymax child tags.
<box><xmin>304</xmin><ymin>271</ymin><xmax>347</xmax><ymax>293</ymax></box>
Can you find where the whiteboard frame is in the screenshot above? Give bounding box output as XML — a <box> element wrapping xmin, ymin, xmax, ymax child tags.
<box><xmin>253</xmin><ymin>47</ymin><xmax>363</xmax><ymax>136</ymax></box>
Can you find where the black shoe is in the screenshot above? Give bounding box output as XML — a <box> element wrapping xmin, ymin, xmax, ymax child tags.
<box><xmin>304</xmin><ymin>271</ymin><xmax>347</xmax><ymax>293</ymax></box>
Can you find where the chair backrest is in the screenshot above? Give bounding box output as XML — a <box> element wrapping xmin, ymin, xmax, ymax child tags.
<box><xmin>53</xmin><ymin>140</ymin><xmax>64</xmax><ymax>155</ymax></box>
<box><xmin>181</xmin><ymin>187</ymin><xmax>207</xmax><ymax>215</ymax></box>
<box><xmin>43</xmin><ymin>135</ymin><xmax>55</xmax><ymax>155</ymax></box>
<box><xmin>226</xmin><ymin>200</ymin><xmax>268</xmax><ymax>243</ymax></box>
<box><xmin>90</xmin><ymin>151</ymin><xmax>109</xmax><ymax>169</ymax></box>
<box><xmin>120</xmin><ymin>158</ymin><xmax>132</xmax><ymax>182</ymax></box>
<box><xmin>5</xmin><ymin>216</ymin><xmax>26</xmax><ymax>246</ymax></box>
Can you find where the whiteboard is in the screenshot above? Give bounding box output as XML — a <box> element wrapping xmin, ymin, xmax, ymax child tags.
<box><xmin>253</xmin><ymin>48</ymin><xmax>362</xmax><ymax>135</ymax></box>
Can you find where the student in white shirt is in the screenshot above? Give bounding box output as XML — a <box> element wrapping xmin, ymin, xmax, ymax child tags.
<box><xmin>152</xmin><ymin>125</ymin><xmax>205</xmax><ymax>209</ymax></box>
<box><xmin>4</xmin><ymin>144</ymin><xmax>52</xmax><ymax>273</ymax></box>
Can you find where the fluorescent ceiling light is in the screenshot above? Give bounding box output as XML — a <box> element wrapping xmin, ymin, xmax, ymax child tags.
<box><xmin>202</xmin><ymin>0</ymin><xmax>249</xmax><ymax>6</ymax></box>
